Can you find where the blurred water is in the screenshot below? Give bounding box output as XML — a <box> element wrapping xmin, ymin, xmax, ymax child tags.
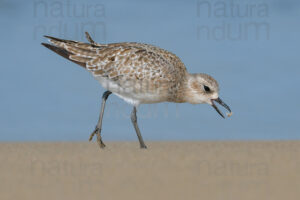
<box><xmin>0</xmin><ymin>0</ymin><xmax>299</xmax><ymax>141</ymax></box>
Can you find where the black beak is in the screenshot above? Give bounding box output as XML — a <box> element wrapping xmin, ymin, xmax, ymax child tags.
<box><xmin>211</xmin><ymin>97</ymin><xmax>231</xmax><ymax>118</ymax></box>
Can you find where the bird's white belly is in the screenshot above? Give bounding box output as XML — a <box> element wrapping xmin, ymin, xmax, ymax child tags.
<box><xmin>95</xmin><ymin>76</ymin><xmax>164</xmax><ymax>106</ymax></box>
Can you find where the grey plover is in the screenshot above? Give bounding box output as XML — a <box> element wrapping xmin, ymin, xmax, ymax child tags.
<box><xmin>42</xmin><ymin>32</ymin><xmax>232</xmax><ymax>149</ymax></box>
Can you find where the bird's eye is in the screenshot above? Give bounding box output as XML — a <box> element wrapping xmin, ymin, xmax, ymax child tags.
<box><xmin>204</xmin><ymin>85</ymin><xmax>210</xmax><ymax>92</ymax></box>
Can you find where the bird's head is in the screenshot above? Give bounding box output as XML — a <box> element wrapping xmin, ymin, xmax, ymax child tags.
<box><xmin>185</xmin><ymin>73</ymin><xmax>232</xmax><ymax>118</ymax></box>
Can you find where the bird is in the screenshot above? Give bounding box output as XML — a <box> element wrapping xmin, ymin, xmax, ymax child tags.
<box><xmin>42</xmin><ymin>32</ymin><xmax>232</xmax><ymax>149</ymax></box>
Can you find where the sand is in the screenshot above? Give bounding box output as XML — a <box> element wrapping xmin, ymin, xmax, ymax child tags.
<box><xmin>0</xmin><ymin>141</ymin><xmax>299</xmax><ymax>200</ymax></box>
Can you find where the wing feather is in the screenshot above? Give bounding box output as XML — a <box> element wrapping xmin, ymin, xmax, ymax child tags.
<box><xmin>42</xmin><ymin>36</ymin><xmax>187</xmax><ymax>89</ymax></box>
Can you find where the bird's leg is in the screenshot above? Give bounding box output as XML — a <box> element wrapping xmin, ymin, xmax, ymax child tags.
<box><xmin>85</xmin><ymin>32</ymin><xmax>96</xmax><ymax>45</ymax></box>
<box><xmin>131</xmin><ymin>107</ymin><xmax>147</xmax><ymax>149</ymax></box>
<box><xmin>89</xmin><ymin>91</ymin><xmax>112</xmax><ymax>148</ymax></box>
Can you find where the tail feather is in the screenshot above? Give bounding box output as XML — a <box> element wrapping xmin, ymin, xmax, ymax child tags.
<box><xmin>41</xmin><ymin>43</ymin><xmax>86</xmax><ymax>68</ymax></box>
<box><xmin>44</xmin><ymin>35</ymin><xmax>78</xmax><ymax>44</ymax></box>
<box><xmin>41</xmin><ymin>34</ymin><xmax>102</xmax><ymax>68</ymax></box>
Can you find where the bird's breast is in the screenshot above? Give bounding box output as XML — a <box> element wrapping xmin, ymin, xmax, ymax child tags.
<box><xmin>95</xmin><ymin>76</ymin><xmax>168</xmax><ymax>106</ymax></box>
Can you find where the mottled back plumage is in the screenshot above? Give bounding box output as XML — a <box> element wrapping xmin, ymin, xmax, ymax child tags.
<box><xmin>42</xmin><ymin>35</ymin><xmax>188</xmax><ymax>105</ymax></box>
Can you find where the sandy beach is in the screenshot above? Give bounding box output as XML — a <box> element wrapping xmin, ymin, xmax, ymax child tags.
<box><xmin>0</xmin><ymin>141</ymin><xmax>299</xmax><ymax>200</ymax></box>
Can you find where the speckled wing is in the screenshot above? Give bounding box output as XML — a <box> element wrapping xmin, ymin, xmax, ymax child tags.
<box><xmin>42</xmin><ymin>36</ymin><xmax>187</xmax><ymax>98</ymax></box>
<box><xmin>88</xmin><ymin>44</ymin><xmax>187</xmax><ymax>81</ymax></box>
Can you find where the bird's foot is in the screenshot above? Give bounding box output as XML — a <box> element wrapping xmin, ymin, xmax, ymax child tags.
<box><xmin>89</xmin><ymin>127</ymin><xmax>106</xmax><ymax>148</ymax></box>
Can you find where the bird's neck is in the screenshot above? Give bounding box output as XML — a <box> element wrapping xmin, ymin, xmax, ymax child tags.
<box><xmin>174</xmin><ymin>73</ymin><xmax>199</xmax><ymax>104</ymax></box>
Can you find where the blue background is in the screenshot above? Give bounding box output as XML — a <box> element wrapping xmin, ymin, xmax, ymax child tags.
<box><xmin>0</xmin><ymin>0</ymin><xmax>299</xmax><ymax>141</ymax></box>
